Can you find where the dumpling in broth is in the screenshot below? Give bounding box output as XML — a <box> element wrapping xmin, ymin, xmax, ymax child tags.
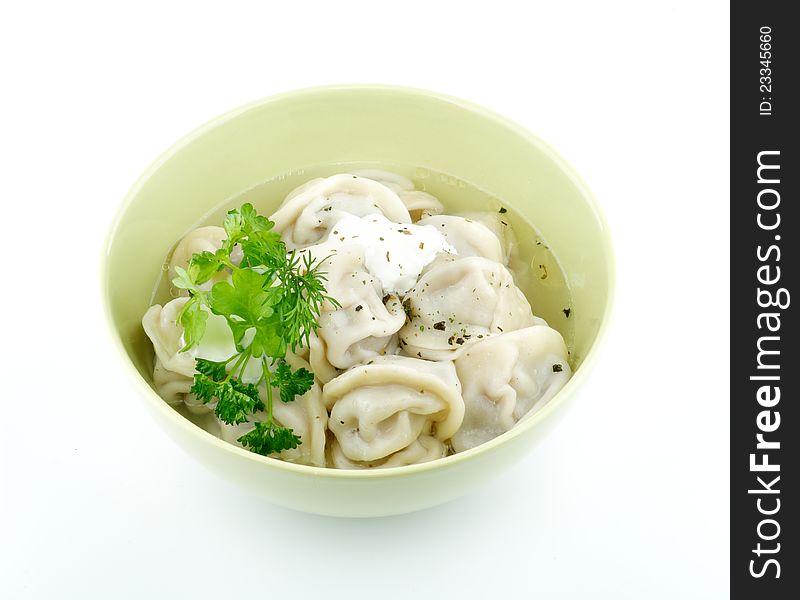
<box><xmin>451</xmin><ymin>325</ymin><xmax>571</xmax><ymax>452</ymax></box>
<box><xmin>399</xmin><ymin>256</ymin><xmax>536</xmax><ymax>361</ymax></box>
<box><xmin>301</xmin><ymin>243</ymin><xmax>406</xmax><ymax>373</ymax></box>
<box><xmin>152</xmin><ymin>357</ymin><xmax>192</xmax><ymax>406</ymax></box>
<box><xmin>328</xmin><ymin>435</ymin><xmax>446</xmax><ymax>469</ymax></box>
<box><xmin>141</xmin><ymin>297</ymin><xmax>196</xmax><ymax>378</ymax></box>
<box><xmin>350</xmin><ymin>169</ymin><xmax>414</xmax><ymax>194</ymax></box>
<box><xmin>270</xmin><ymin>174</ymin><xmax>411</xmax><ymax>249</ymax></box>
<box><xmin>325</xmin><ymin>356</ymin><xmax>464</xmax><ymax>462</ymax></box>
<box><xmin>168</xmin><ymin>226</ymin><xmax>236</xmax><ymax>292</ymax></box>
<box><xmin>351</xmin><ymin>169</ymin><xmax>444</xmax><ymax>221</ymax></box>
<box><xmin>417</xmin><ymin>215</ymin><xmax>504</xmax><ymax>263</ymax></box>
<box><xmin>458</xmin><ymin>212</ymin><xmax>516</xmax><ymax>266</ymax></box>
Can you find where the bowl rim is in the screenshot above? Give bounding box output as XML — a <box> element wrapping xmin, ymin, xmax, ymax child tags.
<box><xmin>101</xmin><ymin>83</ymin><xmax>616</xmax><ymax>479</ymax></box>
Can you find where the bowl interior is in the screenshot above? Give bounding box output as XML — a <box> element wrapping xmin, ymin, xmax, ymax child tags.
<box><xmin>102</xmin><ymin>86</ymin><xmax>613</xmax><ymax>514</ymax></box>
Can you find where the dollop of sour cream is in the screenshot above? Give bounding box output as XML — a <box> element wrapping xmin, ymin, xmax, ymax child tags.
<box><xmin>307</xmin><ymin>213</ymin><xmax>457</xmax><ymax>293</ymax></box>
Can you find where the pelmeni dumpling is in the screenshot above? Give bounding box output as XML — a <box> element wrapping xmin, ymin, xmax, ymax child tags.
<box><xmin>218</xmin><ymin>353</ymin><xmax>328</xmax><ymax>467</ymax></box>
<box><xmin>302</xmin><ymin>243</ymin><xmax>406</xmax><ymax>371</ymax></box>
<box><xmin>399</xmin><ymin>256</ymin><xmax>536</xmax><ymax>361</ymax></box>
<box><xmin>144</xmin><ymin>301</ymin><xmax>223</xmax><ymax>416</ymax></box>
<box><xmin>400</xmin><ymin>190</ymin><xmax>444</xmax><ymax>221</ymax></box>
<box><xmin>152</xmin><ymin>358</ymin><xmax>192</xmax><ymax>406</ymax></box>
<box><xmin>142</xmin><ymin>296</ymin><xmax>250</xmax><ymax>378</ymax></box>
<box><xmin>417</xmin><ymin>215</ymin><xmax>504</xmax><ymax>263</ymax></box>
<box><xmin>451</xmin><ymin>325</ymin><xmax>571</xmax><ymax>452</ymax></box>
<box><xmin>142</xmin><ymin>297</ymin><xmax>196</xmax><ymax>378</ymax></box>
<box><xmin>352</xmin><ymin>169</ymin><xmax>444</xmax><ymax>221</ymax></box>
<box><xmin>325</xmin><ymin>356</ymin><xmax>464</xmax><ymax>462</ymax></box>
<box><xmin>168</xmin><ymin>226</ymin><xmax>237</xmax><ymax>292</ymax></box>
<box><xmin>328</xmin><ymin>435</ymin><xmax>446</xmax><ymax>469</ymax></box>
<box><xmin>283</xmin><ymin>177</ymin><xmax>325</xmax><ymax>202</ymax></box>
<box><xmin>458</xmin><ymin>212</ymin><xmax>516</xmax><ymax>265</ymax></box>
<box><xmin>169</xmin><ymin>226</ymin><xmax>226</xmax><ymax>276</ymax></box>
<box><xmin>297</xmin><ymin>333</ymin><xmax>341</xmax><ymax>385</ymax></box>
<box><xmin>270</xmin><ymin>174</ymin><xmax>411</xmax><ymax>249</ymax></box>
<box><xmin>350</xmin><ymin>169</ymin><xmax>414</xmax><ymax>194</ymax></box>
<box><xmin>462</xmin><ymin>212</ymin><xmax>534</xmax><ymax>289</ymax></box>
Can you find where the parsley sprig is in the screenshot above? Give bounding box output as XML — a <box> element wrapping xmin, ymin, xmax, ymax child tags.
<box><xmin>171</xmin><ymin>203</ymin><xmax>337</xmax><ymax>456</ymax></box>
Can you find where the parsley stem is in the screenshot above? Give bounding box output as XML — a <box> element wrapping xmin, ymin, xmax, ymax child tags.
<box><xmin>225</xmin><ymin>349</ymin><xmax>251</xmax><ymax>384</ymax></box>
<box><xmin>237</xmin><ymin>351</ymin><xmax>252</xmax><ymax>381</ymax></box>
<box><xmin>262</xmin><ymin>357</ymin><xmax>274</xmax><ymax>424</ymax></box>
<box><xmin>222</xmin><ymin>352</ymin><xmax>240</xmax><ymax>365</ymax></box>
<box><xmin>221</xmin><ymin>257</ymin><xmax>237</xmax><ymax>271</ymax></box>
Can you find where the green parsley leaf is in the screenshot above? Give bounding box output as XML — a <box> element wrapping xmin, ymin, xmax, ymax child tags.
<box><xmin>172</xmin><ymin>266</ymin><xmax>201</xmax><ymax>294</ymax></box>
<box><xmin>222</xmin><ymin>208</ymin><xmax>246</xmax><ymax>242</ymax></box>
<box><xmin>223</xmin><ymin>203</ymin><xmax>276</xmax><ymax>252</ymax></box>
<box><xmin>273</xmin><ymin>361</ymin><xmax>314</xmax><ymax>403</ymax></box>
<box><xmin>238</xmin><ymin>422</ymin><xmax>301</xmax><ymax>456</ymax></box>
<box><xmin>190</xmin><ymin>372</ymin><xmax>218</xmax><ymax>404</ymax></box>
<box><xmin>239</xmin><ymin>229</ymin><xmax>284</xmax><ymax>268</ymax></box>
<box><xmin>177</xmin><ymin>296</ymin><xmax>207</xmax><ymax>351</ymax></box>
<box><xmin>195</xmin><ymin>358</ymin><xmax>227</xmax><ymax>381</ymax></box>
<box><xmin>214</xmin><ymin>380</ymin><xmax>264</xmax><ymax>425</ymax></box>
<box><xmin>248</xmin><ymin>315</ymin><xmax>286</xmax><ymax>360</ymax></box>
<box><xmin>190</xmin><ymin>359</ymin><xmax>266</xmax><ymax>421</ymax></box>
<box><xmin>208</xmin><ymin>268</ymin><xmax>278</xmax><ymax>352</ymax></box>
<box><xmin>239</xmin><ymin>203</ymin><xmax>275</xmax><ymax>234</ymax></box>
<box><xmin>230</xmin><ymin>378</ymin><xmax>262</xmax><ymax>407</ymax></box>
<box><xmin>209</xmin><ymin>268</ymin><xmax>272</xmax><ymax>323</ymax></box>
<box><xmin>187</xmin><ymin>250</ymin><xmax>227</xmax><ymax>285</ymax></box>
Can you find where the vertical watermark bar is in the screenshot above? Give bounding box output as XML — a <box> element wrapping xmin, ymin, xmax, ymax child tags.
<box><xmin>731</xmin><ymin>2</ymin><xmax>797</xmax><ymax>598</ymax></box>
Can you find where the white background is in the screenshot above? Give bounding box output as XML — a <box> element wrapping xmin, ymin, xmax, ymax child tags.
<box><xmin>1</xmin><ymin>1</ymin><xmax>729</xmax><ymax>598</ymax></box>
